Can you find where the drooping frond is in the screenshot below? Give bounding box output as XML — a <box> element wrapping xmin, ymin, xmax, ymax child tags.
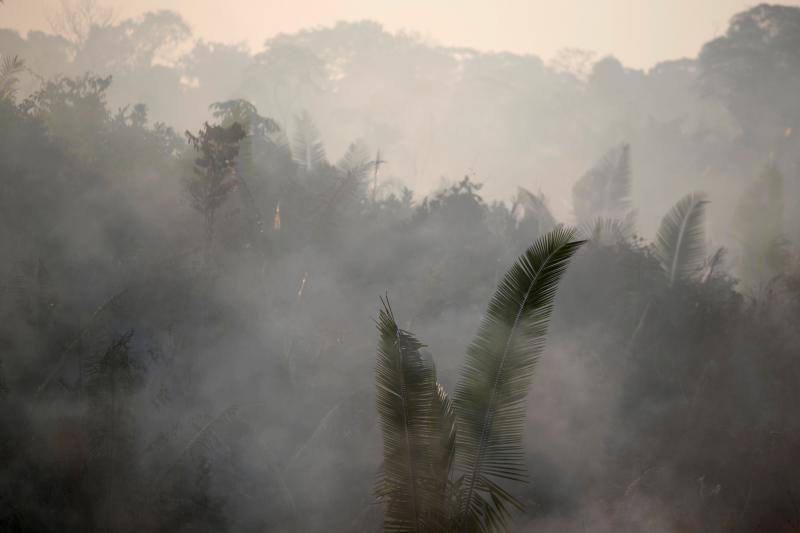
<box><xmin>375</xmin><ymin>299</ymin><xmax>453</xmax><ymax>533</ymax></box>
<box><xmin>572</xmin><ymin>143</ymin><xmax>632</xmax><ymax>224</ymax></box>
<box><xmin>0</xmin><ymin>54</ymin><xmax>25</xmax><ymax>101</ymax></box>
<box><xmin>453</xmin><ymin>227</ymin><xmax>585</xmax><ymax>532</ymax></box>
<box><xmin>577</xmin><ymin>211</ymin><xmax>635</xmax><ymax>246</ymax></box>
<box><xmin>292</xmin><ymin>111</ymin><xmax>326</xmax><ymax>173</ymax></box>
<box><xmin>654</xmin><ymin>192</ymin><xmax>709</xmax><ymax>285</ymax></box>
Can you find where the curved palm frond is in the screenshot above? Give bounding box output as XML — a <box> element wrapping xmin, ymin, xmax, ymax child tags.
<box><xmin>572</xmin><ymin>143</ymin><xmax>632</xmax><ymax>223</ymax></box>
<box><xmin>577</xmin><ymin>212</ymin><xmax>636</xmax><ymax>246</ymax></box>
<box><xmin>453</xmin><ymin>227</ymin><xmax>585</xmax><ymax>531</ymax></box>
<box><xmin>654</xmin><ymin>192</ymin><xmax>709</xmax><ymax>285</ymax></box>
<box><xmin>375</xmin><ymin>298</ymin><xmax>453</xmax><ymax>533</ymax></box>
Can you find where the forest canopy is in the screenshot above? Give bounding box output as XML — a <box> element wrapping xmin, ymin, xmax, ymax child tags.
<box><xmin>1</xmin><ymin>2</ymin><xmax>800</xmax><ymax>532</ymax></box>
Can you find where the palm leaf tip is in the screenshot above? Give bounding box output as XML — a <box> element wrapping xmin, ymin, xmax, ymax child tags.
<box><xmin>453</xmin><ymin>227</ymin><xmax>585</xmax><ymax>530</ymax></box>
<box><xmin>654</xmin><ymin>191</ymin><xmax>709</xmax><ymax>285</ymax></box>
<box><xmin>375</xmin><ymin>298</ymin><xmax>454</xmax><ymax>532</ymax></box>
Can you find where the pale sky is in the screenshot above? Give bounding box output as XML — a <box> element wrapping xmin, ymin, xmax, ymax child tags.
<box><xmin>1</xmin><ymin>0</ymin><xmax>796</xmax><ymax>68</ymax></box>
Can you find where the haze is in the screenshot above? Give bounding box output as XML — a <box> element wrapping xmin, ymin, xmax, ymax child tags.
<box><xmin>3</xmin><ymin>0</ymin><xmax>794</xmax><ymax>68</ymax></box>
<box><xmin>2</xmin><ymin>1</ymin><xmax>800</xmax><ymax>532</ymax></box>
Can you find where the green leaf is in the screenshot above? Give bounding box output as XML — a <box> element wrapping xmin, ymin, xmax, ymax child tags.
<box><xmin>453</xmin><ymin>227</ymin><xmax>584</xmax><ymax>531</ymax></box>
<box><xmin>375</xmin><ymin>298</ymin><xmax>454</xmax><ymax>533</ymax></box>
<box><xmin>654</xmin><ymin>192</ymin><xmax>708</xmax><ymax>285</ymax></box>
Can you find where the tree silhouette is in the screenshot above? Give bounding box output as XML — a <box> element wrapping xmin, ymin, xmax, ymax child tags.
<box><xmin>185</xmin><ymin>121</ymin><xmax>246</xmax><ymax>253</ymax></box>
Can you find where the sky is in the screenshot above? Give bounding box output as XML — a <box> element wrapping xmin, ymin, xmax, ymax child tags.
<box><xmin>2</xmin><ymin>0</ymin><xmax>797</xmax><ymax>68</ymax></box>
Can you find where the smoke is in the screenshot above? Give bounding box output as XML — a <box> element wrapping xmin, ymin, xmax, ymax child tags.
<box><xmin>1</xmin><ymin>2</ymin><xmax>800</xmax><ymax>532</ymax></box>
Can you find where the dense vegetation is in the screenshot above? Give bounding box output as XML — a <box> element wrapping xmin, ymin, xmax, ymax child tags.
<box><xmin>1</xmin><ymin>3</ymin><xmax>799</xmax><ymax>532</ymax></box>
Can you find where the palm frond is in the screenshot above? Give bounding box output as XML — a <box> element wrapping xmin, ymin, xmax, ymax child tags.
<box><xmin>0</xmin><ymin>54</ymin><xmax>25</xmax><ymax>101</ymax></box>
<box><xmin>337</xmin><ymin>140</ymin><xmax>372</xmax><ymax>181</ymax></box>
<box><xmin>453</xmin><ymin>227</ymin><xmax>585</xmax><ymax>531</ymax></box>
<box><xmin>654</xmin><ymin>192</ymin><xmax>709</xmax><ymax>285</ymax></box>
<box><xmin>375</xmin><ymin>298</ymin><xmax>453</xmax><ymax>533</ymax></box>
<box><xmin>577</xmin><ymin>212</ymin><xmax>635</xmax><ymax>246</ymax></box>
<box><xmin>572</xmin><ymin>143</ymin><xmax>632</xmax><ymax>223</ymax></box>
<box><xmin>292</xmin><ymin>111</ymin><xmax>326</xmax><ymax>173</ymax></box>
<box><xmin>700</xmin><ymin>246</ymin><xmax>727</xmax><ymax>284</ymax></box>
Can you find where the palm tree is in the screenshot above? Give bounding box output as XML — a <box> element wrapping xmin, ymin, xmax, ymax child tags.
<box><xmin>627</xmin><ymin>191</ymin><xmax>709</xmax><ymax>354</ymax></box>
<box><xmin>375</xmin><ymin>227</ymin><xmax>585</xmax><ymax>532</ymax></box>
<box><xmin>654</xmin><ymin>191</ymin><xmax>709</xmax><ymax>286</ymax></box>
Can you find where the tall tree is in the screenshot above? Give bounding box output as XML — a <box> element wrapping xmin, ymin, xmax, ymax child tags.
<box><xmin>185</xmin><ymin>121</ymin><xmax>246</xmax><ymax>252</ymax></box>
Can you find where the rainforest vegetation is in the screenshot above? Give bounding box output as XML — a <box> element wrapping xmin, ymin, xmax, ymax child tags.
<box><xmin>1</xmin><ymin>2</ymin><xmax>800</xmax><ymax>532</ymax></box>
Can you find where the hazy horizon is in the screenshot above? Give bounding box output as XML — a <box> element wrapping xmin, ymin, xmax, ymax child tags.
<box><xmin>4</xmin><ymin>0</ymin><xmax>797</xmax><ymax>69</ymax></box>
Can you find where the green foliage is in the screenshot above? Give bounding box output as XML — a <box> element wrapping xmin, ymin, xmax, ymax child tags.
<box><xmin>211</xmin><ymin>99</ymin><xmax>280</xmax><ymax>138</ymax></box>
<box><xmin>185</xmin><ymin>121</ymin><xmax>247</xmax><ymax>244</ymax></box>
<box><xmin>3</xmin><ymin>11</ymin><xmax>800</xmax><ymax>528</ymax></box>
<box><xmin>375</xmin><ymin>300</ymin><xmax>454</xmax><ymax>532</ymax></box>
<box><xmin>654</xmin><ymin>191</ymin><xmax>709</xmax><ymax>285</ymax></box>
<box><xmin>375</xmin><ymin>228</ymin><xmax>585</xmax><ymax>532</ymax></box>
<box><xmin>21</xmin><ymin>74</ymin><xmax>113</xmax><ymax>161</ymax></box>
<box><xmin>453</xmin><ymin>227</ymin><xmax>584</xmax><ymax>531</ymax></box>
